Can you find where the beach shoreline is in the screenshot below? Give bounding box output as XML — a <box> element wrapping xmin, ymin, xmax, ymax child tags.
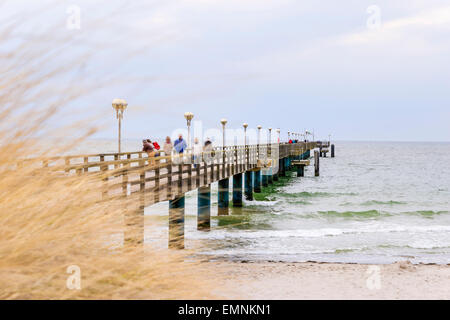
<box><xmin>207</xmin><ymin>260</ymin><xmax>450</xmax><ymax>300</ymax></box>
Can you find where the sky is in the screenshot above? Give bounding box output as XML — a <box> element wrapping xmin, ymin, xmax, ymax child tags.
<box><xmin>3</xmin><ymin>0</ymin><xmax>450</xmax><ymax>142</ymax></box>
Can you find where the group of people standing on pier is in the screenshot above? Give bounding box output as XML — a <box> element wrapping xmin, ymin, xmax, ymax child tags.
<box><xmin>142</xmin><ymin>134</ymin><xmax>214</xmax><ymax>163</ymax></box>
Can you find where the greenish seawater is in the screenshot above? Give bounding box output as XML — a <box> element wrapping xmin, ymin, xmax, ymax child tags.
<box><xmin>141</xmin><ymin>141</ymin><xmax>450</xmax><ymax>264</ymax></box>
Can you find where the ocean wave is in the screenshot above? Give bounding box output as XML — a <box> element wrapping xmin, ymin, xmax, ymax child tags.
<box><xmin>318</xmin><ymin>210</ymin><xmax>385</xmax><ymax>218</ymax></box>
<box><xmin>360</xmin><ymin>200</ymin><xmax>406</xmax><ymax>206</ymax></box>
<box><xmin>314</xmin><ymin>209</ymin><xmax>448</xmax><ymax>218</ymax></box>
<box><xmin>244</xmin><ymin>199</ymin><xmax>280</xmax><ymax>207</ymax></box>
<box><xmin>191</xmin><ymin>225</ymin><xmax>450</xmax><ymax>240</ymax></box>
<box><xmin>279</xmin><ymin>191</ymin><xmax>358</xmax><ymax>198</ymax></box>
<box><xmin>378</xmin><ymin>243</ymin><xmax>450</xmax><ymax>250</ymax></box>
<box><xmin>409</xmin><ymin>210</ymin><xmax>448</xmax><ymax>217</ymax></box>
<box><xmin>285</xmin><ymin>200</ymin><xmax>313</xmax><ymax>205</ymax></box>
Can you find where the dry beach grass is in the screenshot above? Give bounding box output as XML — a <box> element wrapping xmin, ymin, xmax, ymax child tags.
<box><xmin>0</xmin><ymin>5</ymin><xmax>219</xmax><ymax>300</ymax></box>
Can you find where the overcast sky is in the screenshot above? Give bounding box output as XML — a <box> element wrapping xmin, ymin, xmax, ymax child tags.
<box><xmin>4</xmin><ymin>0</ymin><xmax>450</xmax><ymax>141</ymax></box>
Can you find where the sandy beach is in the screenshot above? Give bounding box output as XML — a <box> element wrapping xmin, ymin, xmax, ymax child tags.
<box><xmin>209</xmin><ymin>261</ymin><xmax>450</xmax><ymax>300</ymax></box>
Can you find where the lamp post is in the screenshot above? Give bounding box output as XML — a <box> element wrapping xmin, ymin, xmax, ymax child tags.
<box><xmin>220</xmin><ymin>118</ymin><xmax>227</xmax><ymax>169</ymax></box>
<box><xmin>220</xmin><ymin>118</ymin><xmax>227</xmax><ymax>148</ymax></box>
<box><xmin>276</xmin><ymin>128</ymin><xmax>280</xmax><ymax>143</ymax></box>
<box><xmin>112</xmin><ymin>98</ymin><xmax>127</xmax><ymax>153</ymax></box>
<box><xmin>257</xmin><ymin>125</ymin><xmax>262</xmax><ymax>145</ymax></box>
<box><xmin>218</xmin><ymin>118</ymin><xmax>229</xmax><ymax>215</ymax></box>
<box><xmin>243</xmin><ymin>123</ymin><xmax>248</xmax><ymax>146</ymax></box>
<box><xmin>184</xmin><ymin>112</ymin><xmax>194</xmax><ymax>153</ymax></box>
<box><xmin>243</xmin><ymin>123</ymin><xmax>249</xmax><ymax>167</ymax></box>
<box><xmin>268</xmin><ymin>127</ymin><xmax>272</xmax><ymax>144</ymax></box>
<box><xmin>288</xmin><ymin>131</ymin><xmax>291</xmax><ymax>142</ymax></box>
<box><xmin>242</xmin><ymin>122</ymin><xmax>248</xmax><ymax>166</ymax></box>
<box><xmin>257</xmin><ymin>125</ymin><xmax>262</xmax><ymax>160</ymax></box>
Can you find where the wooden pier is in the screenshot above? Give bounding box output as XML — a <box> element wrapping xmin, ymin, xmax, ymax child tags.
<box><xmin>27</xmin><ymin>141</ymin><xmax>335</xmax><ymax>248</ymax></box>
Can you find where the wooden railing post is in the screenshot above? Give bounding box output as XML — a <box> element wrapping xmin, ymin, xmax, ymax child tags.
<box><xmin>100</xmin><ymin>155</ymin><xmax>108</xmax><ymax>199</ymax></box>
<box><xmin>203</xmin><ymin>159</ymin><xmax>208</xmax><ymax>186</ymax></box>
<box><xmin>139</xmin><ymin>159</ymin><xmax>145</xmax><ymax>192</ymax></box>
<box><xmin>154</xmin><ymin>158</ymin><xmax>160</xmax><ymax>203</ymax></box>
<box><xmin>65</xmin><ymin>157</ymin><xmax>70</xmax><ymax>173</ymax></box>
<box><xmin>222</xmin><ymin>148</ymin><xmax>226</xmax><ymax>179</ymax></box>
<box><xmin>210</xmin><ymin>157</ymin><xmax>214</xmax><ymax>184</ymax></box>
<box><xmin>178</xmin><ymin>163</ymin><xmax>183</xmax><ymax>195</ymax></box>
<box><xmin>83</xmin><ymin>157</ymin><xmax>88</xmax><ymax>173</ymax></box>
<box><xmin>114</xmin><ymin>154</ymin><xmax>119</xmax><ymax>168</ymax></box>
<box><xmin>122</xmin><ymin>166</ymin><xmax>128</xmax><ymax>196</ymax></box>
<box><xmin>188</xmin><ymin>161</ymin><xmax>192</xmax><ymax>190</ymax></box>
<box><xmin>235</xmin><ymin>147</ymin><xmax>239</xmax><ymax>173</ymax></box>
<box><xmin>196</xmin><ymin>160</ymin><xmax>201</xmax><ymax>188</ymax></box>
<box><xmin>167</xmin><ymin>162</ymin><xmax>173</xmax><ymax>199</ymax></box>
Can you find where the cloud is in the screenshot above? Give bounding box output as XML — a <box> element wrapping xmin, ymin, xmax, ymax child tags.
<box><xmin>338</xmin><ymin>5</ymin><xmax>450</xmax><ymax>46</ymax></box>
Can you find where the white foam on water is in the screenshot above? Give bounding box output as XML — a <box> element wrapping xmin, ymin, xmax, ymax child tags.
<box><xmin>189</xmin><ymin>224</ymin><xmax>450</xmax><ymax>240</ymax></box>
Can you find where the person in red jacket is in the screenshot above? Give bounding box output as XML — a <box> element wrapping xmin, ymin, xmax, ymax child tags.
<box><xmin>151</xmin><ymin>140</ymin><xmax>160</xmax><ymax>151</ymax></box>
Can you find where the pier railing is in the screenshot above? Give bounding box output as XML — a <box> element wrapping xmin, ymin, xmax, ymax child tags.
<box><xmin>18</xmin><ymin>142</ymin><xmax>315</xmax><ymax>206</ymax></box>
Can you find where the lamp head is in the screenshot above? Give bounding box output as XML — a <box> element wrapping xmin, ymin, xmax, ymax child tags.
<box><xmin>112</xmin><ymin>98</ymin><xmax>127</xmax><ymax>118</ymax></box>
<box><xmin>112</xmin><ymin>98</ymin><xmax>127</xmax><ymax>110</ymax></box>
<box><xmin>257</xmin><ymin>125</ymin><xmax>262</xmax><ymax>130</ymax></box>
<box><xmin>220</xmin><ymin>118</ymin><xmax>227</xmax><ymax>126</ymax></box>
<box><xmin>243</xmin><ymin>123</ymin><xmax>248</xmax><ymax>129</ymax></box>
<box><xmin>184</xmin><ymin>112</ymin><xmax>194</xmax><ymax>121</ymax></box>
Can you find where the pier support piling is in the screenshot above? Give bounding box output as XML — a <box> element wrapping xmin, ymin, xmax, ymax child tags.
<box><xmin>254</xmin><ymin>170</ymin><xmax>262</xmax><ymax>193</ymax></box>
<box><xmin>169</xmin><ymin>195</ymin><xmax>185</xmax><ymax>249</ymax></box>
<box><xmin>314</xmin><ymin>150</ymin><xmax>320</xmax><ymax>177</ymax></box>
<box><xmin>244</xmin><ymin>171</ymin><xmax>253</xmax><ymax>201</ymax></box>
<box><xmin>279</xmin><ymin>159</ymin><xmax>285</xmax><ymax>177</ymax></box>
<box><xmin>268</xmin><ymin>170</ymin><xmax>273</xmax><ymax>184</ymax></box>
<box><xmin>262</xmin><ymin>173</ymin><xmax>269</xmax><ymax>187</ymax></box>
<box><xmin>197</xmin><ymin>185</ymin><xmax>211</xmax><ymax>231</ymax></box>
<box><xmin>232</xmin><ymin>173</ymin><xmax>243</xmax><ymax>207</ymax></box>
<box><xmin>297</xmin><ymin>165</ymin><xmax>305</xmax><ymax>177</ymax></box>
<box><xmin>331</xmin><ymin>144</ymin><xmax>335</xmax><ymax>158</ymax></box>
<box><xmin>218</xmin><ymin>178</ymin><xmax>229</xmax><ymax>216</ymax></box>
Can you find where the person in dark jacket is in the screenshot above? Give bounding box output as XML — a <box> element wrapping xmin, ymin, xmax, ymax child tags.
<box><xmin>142</xmin><ymin>139</ymin><xmax>154</xmax><ymax>153</ymax></box>
<box><xmin>142</xmin><ymin>139</ymin><xmax>156</xmax><ymax>165</ymax></box>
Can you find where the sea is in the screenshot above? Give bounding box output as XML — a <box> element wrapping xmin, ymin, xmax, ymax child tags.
<box><xmin>85</xmin><ymin>139</ymin><xmax>450</xmax><ymax>264</ymax></box>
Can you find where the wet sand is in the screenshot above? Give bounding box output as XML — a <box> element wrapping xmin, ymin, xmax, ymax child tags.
<box><xmin>209</xmin><ymin>261</ymin><xmax>450</xmax><ymax>300</ymax></box>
